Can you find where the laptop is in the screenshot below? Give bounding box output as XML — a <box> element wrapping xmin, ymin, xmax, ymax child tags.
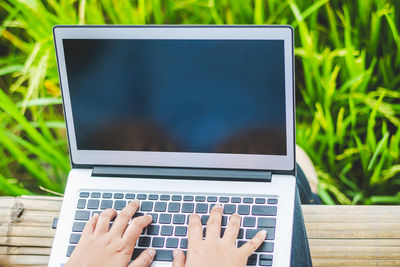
<box><xmin>49</xmin><ymin>25</ymin><xmax>296</xmax><ymax>267</ymax></box>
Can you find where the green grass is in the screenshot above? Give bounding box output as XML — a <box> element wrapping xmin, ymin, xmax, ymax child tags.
<box><xmin>0</xmin><ymin>0</ymin><xmax>399</xmax><ymax>204</ymax></box>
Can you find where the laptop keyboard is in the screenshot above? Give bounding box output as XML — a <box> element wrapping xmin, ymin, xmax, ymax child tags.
<box><xmin>67</xmin><ymin>191</ymin><xmax>278</xmax><ymax>266</ymax></box>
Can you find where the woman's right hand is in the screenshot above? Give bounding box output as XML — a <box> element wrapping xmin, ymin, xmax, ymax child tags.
<box><xmin>172</xmin><ymin>203</ymin><xmax>266</xmax><ymax>267</ymax></box>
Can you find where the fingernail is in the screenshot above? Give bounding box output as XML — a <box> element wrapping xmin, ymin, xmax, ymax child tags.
<box><xmin>214</xmin><ymin>202</ymin><xmax>221</xmax><ymax>208</ymax></box>
<box><xmin>147</xmin><ymin>248</ymin><xmax>156</xmax><ymax>257</ymax></box>
<box><xmin>173</xmin><ymin>249</ymin><xmax>180</xmax><ymax>257</ymax></box>
<box><xmin>260</xmin><ymin>230</ymin><xmax>267</xmax><ymax>236</ymax></box>
<box><xmin>133</xmin><ymin>199</ymin><xmax>140</xmax><ymax>204</ymax></box>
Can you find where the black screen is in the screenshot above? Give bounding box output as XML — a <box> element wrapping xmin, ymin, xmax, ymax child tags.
<box><xmin>63</xmin><ymin>39</ymin><xmax>286</xmax><ymax>155</ymax></box>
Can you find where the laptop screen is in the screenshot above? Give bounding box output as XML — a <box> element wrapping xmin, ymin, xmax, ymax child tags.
<box><xmin>63</xmin><ymin>39</ymin><xmax>286</xmax><ymax>155</ymax></box>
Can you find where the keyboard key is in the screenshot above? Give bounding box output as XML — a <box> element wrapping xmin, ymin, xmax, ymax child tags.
<box><xmin>79</xmin><ymin>192</ymin><xmax>89</xmax><ymax>198</ymax></box>
<box><xmin>160</xmin><ymin>195</ymin><xmax>170</xmax><ymax>201</ymax></box>
<box><xmin>259</xmin><ymin>254</ymin><xmax>273</xmax><ymax>266</ymax></box>
<box><xmin>87</xmin><ymin>199</ymin><xmax>99</xmax><ymax>209</ymax></box>
<box><xmin>238</xmin><ymin>228</ymin><xmax>244</xmax><ymax>239</ymax></box>
<box><xmin>256</xmin><ymin>242</ymin><xmax>274</xmax><ymax>252</ymax></box>
<box><xmin>175</xmin><ymin>226</ymin><xmax>187</xmax><ymax>236</ymax></box>
<box><xmin>148</xmin><ymin>194</ymin><xmax>159</xmax><ymax>200</ymax></box>
<box><xmin>125</xmin><ymin>193</ymin><xmax>135</xmax><ymax>199</ymax></box>
<box><xmin>147</xmin><ymin>225</ymin><xmax>160</xmax><ymax>235</ymax></box>
<box><xmin>134</xmin><ymin>212</ymin><xmax>144</xmax><ymax>218</ymax></box>
<box><xmin>148</xmin><ymin>213</ymin><xmax>158</xmax><ymax>223</ymax></box>
<box><xmin>161</xmin><ymin>225</ymin><xmax>174</xmax><ymax>236</ymax></box>
<box><xmin>180</xmin><ymin>238</ymin><xmax>188</xmax><ymax>249</ymax></box>
<box><xmin>258</xmin><ymin>218</ymin><xmax>276</xmax><ymax>228</ymax></box>
<box><xmin>246</xmin><ymin>228</ymin><xmax>275</xmax><ymax>240</ymax></box>
<box><xmin>91</xmin><ymin>192</ymin><xmax>101</xmax><ymax>198</ymax></box>
<box><xmin>209</xmin><ymin>203</ymin><xmax>216</xmax><ymax>212</ymax></box>
<box><xmin>172</xmin><ymin>195</ymin><xmax>182</xmax><ymax>201</ymax></box>
<box><xmin>140</xmin><ymin>201</ymin><xmax>153</xmax><ymax>211</ymax></box>
<box><xmin>114</xmin><ymin>200</ymin><xmax>127</xmax><ymax>210</ymax></box>
<box><xmin>223</xmin><ymin>204</ymin><xmax>236</xmax><ymax>214</ymax></box>
<box><xmin>137</xmin><ymin>194</ymin><xmax>147</xmax><ymax>200</ymax></box>
<box><xmin>69</xmin><ymin>233</ymin><xmax>81</xmax><ymax>244</ymax></box>
<box><xmin>72</xmin><ymin>221</ymin><xmax>86</xmax><ymax>232</ymax></box>
<box><xmin>100</xmin><ymin>200</ymin><xmax>113</xmax><ymax>210</ymax></box>
<box><xmin>131</xmin><ymin>248</ymin><xmax>145</xmax><ymax>260</ymax></box>
<box><xmin>168</xmin><ymin>202</ymin><xmax>181</xmax><ymax>212</ymax></box>
<box><xmin>243</xmin><ymin>217</ymin><xmax>256</xmax><ymax>227</ymax></box>
<box><xmin>265</xmin><ymin>227</ymin><xmax>275</xmax><ymax>240</ymax></box>
<box><xmin>237</xmin><ymin>240</ymin><xmax>246</xmax><ymax>247</ymax></box>
<box><xmin>173</xmin><ymin>214</ymin><xmax>186</xmax><ymax>224</ymax></box>
<box><xmin>221</xmin><ymin>216</ymin><xmax>228</xmax><ymax>226</ymax></box>
<box><xmin>255</xmin><ymin>198</ymin><xmax>266</xmax><ymax>204</ymax></box>
<box><xmin>183</xmin><ymin>195</ymin><xmax>194</xmax><ymax>201</ymax></box>
<box><xmin>195</xmin><ymin>203</ymin><xmax>208</xmax><ymax>213</ymax></box>
<box><xmin>138</xmin><ymin>236</ymin><xmax>151</xmax><ymax>247</ymax></box>
<box><xmin>159</xmin><ymin>214</ymin><xmax>172</xmax><ymax>224</ymax></box>
<box><xmin>247</xmin><ymin>254</ymin><xmax>257</xmax><ymax>265</ymax></box>
<box><xmin>195</xmin><ymin>196</ymin><xmax>206</xmax><ymax>202</ymax></box>
<box><xmin>166</xmin><ymin>238</ymin><xmax>179</xmax><ymax>248</ymax></box>
<box><xmin>207</xmin><ymin>196</ymin><xmax>217</xmax><ymax>202</ymax></box>
<box><xmin>154</xmin><ymin>249</ymin><xmax>173</xmax><ymax>261</ymax></box>
<box><xmin>75</xmin><ymin>210</ymin><xmax>90</xmax><ymax>221</ymax></box>
<box><xmin>201</xmin><ymin>215</ymin><xmax>209</xmax><ymax>225</ymax></box>
<box><xmin>102</xmin><ymin>192</ymin><xmax>112</xmax><ymax>198</ymax></box>
<box><xmin>251</xmin><ymin>206</ymin><xmax>277</xmax><ymax>216</ymax></box>
<box><xmin>238</xmin><ymin>205</ymin><xmax>250</xmax><ymax>215</ymax></box>
<box><xmin>220</xmin><ymin>227</ymin><xmax>226</xmax><ymax>237</ymax></box>
<box><xmin>114</xmin><ymin>193</ymin><xmax>124</xmax><ymax>199</ymax></box>
<box><xmin>77</xmin><ymin>199</ymin><xmax>86</xmax><ymax>209</ymax></box>
<box><xmin>66</xmin><ymin>245</ymin><xmax>76</xmax><ymax>257</ymax></box>
<box><xmin>245</xmin><ymin>229</ymin><xmax>264</xmax><ymax>239</ymax></box>
<box><xmin>219</xmin><ymin>197</ymin><xmax>229</xmax><ymax>203</ymax></box>
<box><xmin>231</xmin><ymin>197</ymin><xmax>241</xmax><ymax>203</ymax></box>
<box><xmin>182</xmin><ymin>203</ymin><xmax>194</xmax><ymax>213</ymax></box>
<box><xmin>92</xmin><ymin>211</ymin><xmax>102</xmax><ymax>216</ymax></box>
<box><xmin>268</xmin><ymin>198</ymin><xmax>278</xmax><ymax>204</ymax></box>
<box><xmin>243</xmin><ymin>198</ymin><xmax>254</xmax><ymax>204</ymax></box>
<box><xmin>154</xmin><ymin>202</ymin><xmax>167</xmax><ymax>212</ymax></box>
<box><xmin>152</xmin><ymin>237</ymin><xmax>165</xmax><ymax>248</ymax></box>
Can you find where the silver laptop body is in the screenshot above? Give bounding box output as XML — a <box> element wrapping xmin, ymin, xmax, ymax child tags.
<box><xmin>49</xmin><ymin>25</ymin><xmax>296</xmax><ymax>267</ymax></box>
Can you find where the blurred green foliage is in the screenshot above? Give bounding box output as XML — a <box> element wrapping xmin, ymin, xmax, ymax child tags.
<box><xmin>0</xmin><ymin>0</ymin><xmax>399</xmax><ymax>204</ymax></box>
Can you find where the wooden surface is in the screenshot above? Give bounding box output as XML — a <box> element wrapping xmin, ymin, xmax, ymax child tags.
<box><xmin>0</xmin><ymin>196</ymin><xmax>399</xmax><ymax>266</ymax></box>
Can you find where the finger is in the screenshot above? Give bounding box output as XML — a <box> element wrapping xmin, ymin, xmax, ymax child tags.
<box><xmin>94</xmin><ymin>209</ymin><xmax>117</xmax><ymax>234</ymax></box>
<box><xmin>123</xmin><ymin>215</ymin><xmax>153</xmax><ymax>244</ymax></box>
<box><xmin>205</xmin><ymin>203</ymin><xmax>223</xmax><ymax>239</ymax></box>
<box><xmin>81</xmin><ymin>213</ymin><xmax>99</xmax><ymax>237</ymax></box>
<box><xmin>110</xmin><ymin>200</ymin><xmax>140</xmax><ymax>236</ymax></box>
<box><xmin>222</xmin><ymin>213</ymin><xmax>241</xmax><ymax>243</ymax></box>
<box><xmin>188</xmin><ymin>213</ymin><xmax>202</xmax><ymax>246</ymax></box>
<box><xmin>172</xmin><ymin>249</ymin><xmax>186</xmax><ymax>267</ymax></box>
<box><xmin>240</xmin><ymin>230</ymin><xmax>267</xmax><ymax>257</ymax></box>
<box><xmin>128</xmin><ymin>248</ymin><xmax>156</xmax><ymax>267</ymax></box>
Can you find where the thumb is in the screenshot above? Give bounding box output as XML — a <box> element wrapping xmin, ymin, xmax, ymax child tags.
<box><xmin>172</xmin><ymin>249</ymin><xmax>186</xmax><ymax>267</ymax></box>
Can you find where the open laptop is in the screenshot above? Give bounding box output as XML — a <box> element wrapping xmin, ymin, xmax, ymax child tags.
<box><xmin>49</xmin><ymin>25</ymin><xmax>296</xmax><ymax>267</ymax></box>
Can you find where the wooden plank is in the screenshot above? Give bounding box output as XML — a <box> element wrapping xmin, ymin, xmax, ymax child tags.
<box><xmin>312</xmin><ymin>259</ymin><xmax>400</xmax><ymax>266</ymax></box>
<box><xmin>0</xmin><ymin>246</ymin><xmax>51</xmax><ymax>255</ymax></box>
<box><xmin>6</xmin><ymin>255</ymin><xmax>49</xmax><ymax>265</ymax></box>
<box><xmin>309</xmin><ymin>238</ymin><xmax>400</xmax><ymax>247</ymax></box>
<box><xmin>0</xmin><ymin>237</ymin><xmax>54</xmax><ymax>247</ymax></box>
<box><xmin>310</xmin><ymin>246</ymin><xmax>400</xmax><ymax>259</ymax></box>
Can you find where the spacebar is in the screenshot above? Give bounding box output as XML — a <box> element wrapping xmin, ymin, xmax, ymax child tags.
<box><xmin>154</xmin><ymin>249</ymin><xmax>173</xmax><ymax>261</ymax></box>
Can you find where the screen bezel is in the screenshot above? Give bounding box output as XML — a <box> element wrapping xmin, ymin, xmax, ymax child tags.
<box><xmin>53</xmin><ymin>25</ymin><xmax>295</xmax><ymax>171</ymax></box>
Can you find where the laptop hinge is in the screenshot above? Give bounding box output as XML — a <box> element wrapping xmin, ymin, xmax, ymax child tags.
<box><xmin>92</xmin><ymin>166</ymin><xmax>272</xmax><ymax>182</ymax></box>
